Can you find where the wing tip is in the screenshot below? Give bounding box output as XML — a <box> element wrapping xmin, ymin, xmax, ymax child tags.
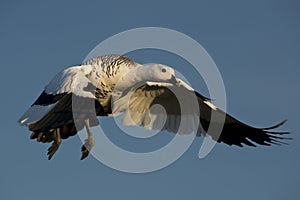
<box><xmin>18</xmin><ymin>116</ymin><xmax>29</xmax><ymax>125</ymax></box>
<box><xmin>262</xmin><ymin>119</ymin><xmax>288</xmax><ymax>130</ymax></box>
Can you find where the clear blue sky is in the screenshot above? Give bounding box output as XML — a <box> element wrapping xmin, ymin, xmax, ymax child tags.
<box><xmin>1</xmin><ymin>0</ymin><xmax>299</xmax><ymax>199</ymax></box>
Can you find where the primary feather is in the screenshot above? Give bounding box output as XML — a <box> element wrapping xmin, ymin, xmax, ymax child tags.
<box><xmin>19</xmin><ymin>54</ymin><xmax>290</xmax><ymax>159</ymax></box>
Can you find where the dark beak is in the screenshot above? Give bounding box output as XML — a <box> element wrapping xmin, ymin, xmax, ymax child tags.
<box><xmin>169</xmin><ymin>75</ymin><xmax>178</xmax><ymax>85</ymax></box>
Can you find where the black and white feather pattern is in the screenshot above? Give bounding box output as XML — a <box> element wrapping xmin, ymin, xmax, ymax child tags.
<box><xmin>19</xmin><ymin>55</ymin><xmax>139</xmax><ymax>140</ymax></box>
<box><xmin>19</xmin><ymin>54</ymin><xmax>290</xmax><ymax>151</ymax></box>
<box><xmin>112</xmin><ymin>80</ymin><xmax>290</xmax><ymax>147</ymax></box>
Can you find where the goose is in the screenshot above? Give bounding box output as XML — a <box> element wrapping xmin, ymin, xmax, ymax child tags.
<box><xmin>18</xmin><ymin>54</ymin><xmax>289</xmax><ymax>160</ymax></box>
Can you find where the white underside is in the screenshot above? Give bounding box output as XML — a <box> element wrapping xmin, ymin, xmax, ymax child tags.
<box><xmin>112</xmin><ymin>79</ymin><xmax>204</xmax><ymax>135</ymax></box>
<box><xmin>122</xmin><ymin>111</ymin><xmax>202</xmax><ymax>135</ymax></box>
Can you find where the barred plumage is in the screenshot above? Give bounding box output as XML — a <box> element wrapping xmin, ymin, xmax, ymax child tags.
<box><xmin>19</xmin><ymin>55</ymin><xmax>290</xmax><ymax>160</ymax></box>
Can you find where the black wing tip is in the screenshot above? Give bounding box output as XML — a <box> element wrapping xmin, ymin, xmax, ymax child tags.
<box><xmin>263</xmin><ymin>129</ymin><xmax>292</xmax><ymax>146</ymax></box>
<box><xmin>262</xmin><ymin>119</ymin><xmax>288</xmax><ymax>130</ymax></box>
<box><xmin>218</xmin><ymin>119</ymin><xmax>291</xmax><ymax>148</ymax></box>
<box><xmin>264</xmin><ymin>119</ymin><xmax>292</xmax><ymax>139</ymax></box>
<box><xmin>239</xmin><ymin>120</ymin><xmax>291</xmax><ymax>147</ymax></box>
<box><xmin>262</xmin><ymin>119</ymin><xmax>291</xmax><ymax>139</ymax></box>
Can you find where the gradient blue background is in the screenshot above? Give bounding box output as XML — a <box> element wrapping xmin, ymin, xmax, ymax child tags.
<box><xmin>1</xmin><ymin>0</ymin><xmax>299</xmax><ymax>199</ymax></box>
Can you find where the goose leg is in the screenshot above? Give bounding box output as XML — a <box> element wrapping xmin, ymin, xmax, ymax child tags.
<box><xmin>81</xmin><ymin>119</ymin><xmax>95</xmax><ymax>160</ymax></box>
<box><xmin>47</xmin><ymin>128</ymin><xmax>61</xmax><ymax>160</ymax></box>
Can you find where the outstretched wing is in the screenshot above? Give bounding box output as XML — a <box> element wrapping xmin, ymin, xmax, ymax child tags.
<box><xmin>198</xmin><ymin>102</ymin><xmax>289</xmax><ymax>147</ymax></box>
<box><xmin>18</xmin><ymin>65</ymin><xmax>102</xmax><ymax>139</ymax></box>
<box><xmin>113</xmin><ymin>81</ymin><xmax>204</xmax><ymax>135</ymax></box>
<box><xmin>44</xmin><ymin>65</ymin><xmax>95</xmax><ymax>98</ymax></box>
<box><xmin>112</xmin><ymin>79</ymin><xmax>290</xmax><ymax>147</ymax></box>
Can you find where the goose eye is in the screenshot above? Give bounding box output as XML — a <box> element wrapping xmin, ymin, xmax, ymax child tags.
<box><xmin>161</xmin><ymin>68</ymin><xmax>166</xmax><ymax>73</ymax></box>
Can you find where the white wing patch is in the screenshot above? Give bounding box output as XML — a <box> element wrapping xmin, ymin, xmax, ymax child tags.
<box><xmin>146</xmin><ymin>81</ymin><xmax>173</xmax><ymax>87</ymax></box>
<box><xmin>203</xmin><ymin>101</ymin><xmax>217</xmax><ymax>110</ymax></box>
<box><xmin>19</xmin><ymin>65</ymin><xmax>95</xmax><ymax>127</ymax></box>
<box><xmin>18</xmin><ymin>103</ymin><xmax>57</xmax><ymax>125</ymax></box>
<box><xmin>45</xmin><ymin>65</ymin><xmax>95</xmax><ymax>98</ymax></box>
<box><xmin>145</xmin><ymin>78</ymin><xmax>194</xmax><ymax>91</ymax></box>
<box><xmin>176</xmin><ymin>78</ymin><xmax>194</xmax><ymax>91</ymax></box>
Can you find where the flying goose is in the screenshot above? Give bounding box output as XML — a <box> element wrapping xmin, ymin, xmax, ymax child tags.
<box><xmin>18</xmin><ymin>55</ymin><xmax>289</xmax><ymax>160</ymax></box>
